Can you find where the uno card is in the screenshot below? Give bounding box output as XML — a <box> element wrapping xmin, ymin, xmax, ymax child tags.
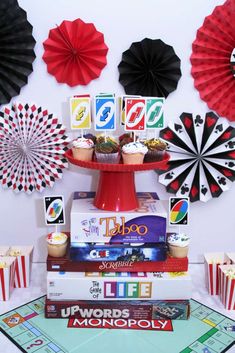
<box><xmin>70</xmin><ymin>96</ymin><xmax>91</xmax><ymax>130</ymax></box>
<box><xmin>94</xmin><ymin>96</ymin><xmax>116</xmax><ymax>131</ymax></box>
<box><xmin>169</xmin><ymin>197</ymin><xmax>189</xmax><ymax>225</ymax></box>
<box><xmin>146</xmin><ymin>97</ymin><xmax>165</xmax><ymax>129</ymax></box>
<box><xmin>119</xmin><ymin>95</ymin><xmax>141</xmax><ymax>125</ymax></box>
<box><xmin>44</xmin><ymin>196</ymin><xmax>65</xmax><ymax>226</ymax></box>
<box><xmin>125</xmin><ymin>98</ymin><xmax>146</xmax><ymax>131</ymax></box>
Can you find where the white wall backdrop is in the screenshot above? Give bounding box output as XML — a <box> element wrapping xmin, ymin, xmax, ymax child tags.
<box><xmin>0</xmin><ymin>0</ymin><xmax>233</xmax><ymax>263</ymax></box>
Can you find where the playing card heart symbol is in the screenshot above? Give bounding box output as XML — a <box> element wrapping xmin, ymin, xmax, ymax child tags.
<box><xmin>210</xmin><ymin>184</ymin><xmax>219</xmax><ymax>193</ymax></box>
<box><xmin>190</xmin><ymin>185</ymin><xmax>198</xmax><ymax>198</ymax></box>
<box><xmin>206</xmin><ymin>116</ymin><xmax>216</xmax><ymax>128</ymax></box>
<box><xmin>184</xmin><ymin>116</ymin><xmax>192</xmax><ymax>129</ymax></box>
<box><xmin>170</xmin><ymin>180</ymin><xmax>179</xmax><ymax>190</ymax></box>
<box><xmin>221</xmin><ymin>131</ymin><xmax>231</xmax><ymax>140</ymax></box>
<box><xmin>222</xmin><ymin>169</ymin><xmax>233</xmax><ymax>177</ymax></box>
<box><xmin>201</xmin><ymin>185</ymin><xmax>208</xmax><ymax>195</ymax></box>
<box><xmin>163</xmin><ymin>130</ymin><xmax>173</xmax><ymax>140</ymax></box>
<box><xmin>228</xmin><ymin>151</ymin><xmax>235</xmax><ymax>158</ymax></box>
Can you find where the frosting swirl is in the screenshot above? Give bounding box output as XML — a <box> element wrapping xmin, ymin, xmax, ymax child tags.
<box><xmin>47</xmin><ymin>232</ymin><xmax>68</xmax><ymax>245</ymax></box>
<box><xmin>72</xmin><ymin>137</ymin><xmax>94</xmax><ymax>149</ymax></box>
<box><xmin>167</xmin><ymin>233</ymin><xmax>190</xmax><ymax>247</ymax></box>
<box><xmin>122</xmin><ymin>142</ymin><xmax>148</xmax><ymax>155</ymax></box>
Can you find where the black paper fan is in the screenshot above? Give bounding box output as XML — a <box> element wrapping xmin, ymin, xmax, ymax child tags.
<box><xmin>157</xmin><ymin>112</ymin><xmax>235</xmax><ymax>202</ymax></box>
<box><xmin>118</xmin><ymin>38</ymin><xmax>181</xmax><ymax>97</ymax></box>
<box><xmin>0</xmin><ymin>0</ymin><xmax>36</xmax><ymax>104</ymax></box>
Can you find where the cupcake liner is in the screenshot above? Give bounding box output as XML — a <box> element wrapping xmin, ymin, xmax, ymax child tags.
<box><xmin>122</xmin><ymin>153</ymin><xmax>145</xmax><ymax>165</ymax></box>
<box><xmin>72</xmin><ymin>147</ymin><xmax>94</xmax><ymax>161</ymax></box>
<box><xmin>144</xmin><ymin>150</ymin><xmax>165</xmax><ymax>162</ymax></box>
<box><xmin>95</xmin><ymin>152</ymin><xmax>120</xmax><ymax>164</ymax></box>
<box><xmin>169</xmin><ymin>244</ymin><xmax>188</xmax><ymax>258</ymax></box>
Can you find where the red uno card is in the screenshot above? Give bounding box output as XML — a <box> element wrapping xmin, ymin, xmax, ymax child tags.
<box><xmin>125</xmin><ymin>98</ymin><xmax>146</xmax><ymax>131</ymax></box>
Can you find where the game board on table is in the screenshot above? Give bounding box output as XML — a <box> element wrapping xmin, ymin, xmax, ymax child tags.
<box><xmin>0</xmin><ymin>297</ymin><xmax>234</xmax><ymax>353</ymax></box>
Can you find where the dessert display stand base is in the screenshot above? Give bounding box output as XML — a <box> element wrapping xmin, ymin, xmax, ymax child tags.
<box><xmin>65</xmin><ymin>149</ymin><xmax>170</xmax><ymax>211</ymax></box>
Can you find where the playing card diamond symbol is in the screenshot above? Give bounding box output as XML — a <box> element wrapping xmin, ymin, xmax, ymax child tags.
<box><xmin>156</xmin><ymin>112</ymin><xmax>235</xmax><ymax>202</ymax></box>
<box><xmin>0</xmin><ymin>103</ymin><xmax>70</xmax><ymax>194</ymax></box>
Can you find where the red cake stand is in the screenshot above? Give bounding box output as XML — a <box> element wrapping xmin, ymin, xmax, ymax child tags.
<box><xmin>65</xmin><ymin>149</ymin><xmax>170</xmax><ymax>211</ymax></box>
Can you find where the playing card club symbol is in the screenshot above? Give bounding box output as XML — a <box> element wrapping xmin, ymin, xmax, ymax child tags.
<box><xmin>157</xmin><ymin>111</ymin><xmax>235</xmax><ymax>202</ymax></box>
<box><xmin>225</xmin><ymin>141</ymin><xmax>235</xmax><ymax>149</ymax></box>
<box><xmin>181</xmin><ymin>184</ymin><xmax>189</xmax><ymax>194</ymax></box>
<box><xmin>194</xmin><ymin>115</ymin><xmax>203</xmax><ymax>126</ymax></box>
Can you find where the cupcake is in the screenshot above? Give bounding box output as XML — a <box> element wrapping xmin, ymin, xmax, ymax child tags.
<box><xmin>72</xmin><ymin>137</ymin><xmax>94</xmax><ymax>161</ymax></box>
<box><xmin>95</xmin><ymin>137</ymin><xmax>120</xmax><ymax>164</ymax></box>
<box><xmin>167</xmin><ymin>233</ymin><xmax>190</xmax><ymax>258</ymax></box>
<box><xmin>144</xmin><ymin>138</ymin><xmax>167</xmax><ymax>162</ymax></box>
<box><xmin>122</xmin><ymin>142</ymin><xmax>148</xmax><ymax>164</ymax></box>
<box><xmin>119</xmin><ymin>133</ymin><xmax>134</xmax><ymax>148</ymax></box>
<box><xmin>47</xmin><ymin>232</ymin><xmax>68</xmax><ymax>258</ymax></box>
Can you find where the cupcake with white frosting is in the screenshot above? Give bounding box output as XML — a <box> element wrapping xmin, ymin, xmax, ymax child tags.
<box><xmin>167</xmin><ymin>233</ymin><xmax>190</xmax><ymax>258</ymax></box>
<box><xmin>72</xmin><ymin>137</ymin><xmax>94</xmax><ymax>161</ymax></box>
<box><xmin>47</xmin><ymin>232</ymin><xmax>68</xmax><ymax>258</ymax></box>
<box><xmin>122</xmin><ymin>142</ymin><xmax>148</xmax><ymax>164</ymax></box>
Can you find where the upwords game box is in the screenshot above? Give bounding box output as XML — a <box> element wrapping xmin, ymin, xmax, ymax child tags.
<box><xmin>70</xmin><ymin>192</ymin><xmax>167</xmax><ymax>243</ymax></box>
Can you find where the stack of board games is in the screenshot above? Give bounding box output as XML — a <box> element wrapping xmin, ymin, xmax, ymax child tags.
<box><xmin>46</xmin><ymin>192</ymin><xmax>192</xmax><ymax>323</ymax></box>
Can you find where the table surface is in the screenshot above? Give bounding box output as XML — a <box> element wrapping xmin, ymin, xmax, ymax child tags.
<box><xmin>0</xmin><ymin>263</ymin><xmax>235</xmax><ymax>353</ymax></box>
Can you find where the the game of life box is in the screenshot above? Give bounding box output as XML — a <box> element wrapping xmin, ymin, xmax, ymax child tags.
<box><xmin>47</xmin><ymin>271</ymin><xmax>192</xmax><ymax>301</ymax></box>
<box><xmin>70</xmin><ymin>192</ymin><xmax>167</xmax><ymax>243</ymax></box>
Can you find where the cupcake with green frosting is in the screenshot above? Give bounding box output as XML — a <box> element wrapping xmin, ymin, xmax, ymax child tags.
<box><xmin>95</xmin><ymin>137</ymin><xmax>120</xmax><ymax>164</ymax></box>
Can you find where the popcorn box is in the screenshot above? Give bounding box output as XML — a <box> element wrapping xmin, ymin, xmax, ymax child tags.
<box><xmin>71</xmin><ymin>192</ymin><xmax>167</xmax><ymax>243</ymax></box>
<box><xmin>0</xmin><ymin>246</ymin><xmax>10</xmax><ymax>256</ymax></box>
<box><xmin>0</xmin><ymin>257</ymin><xmax>16</xmax><ymax>301</ymax></box>
<box><xmin>204</xmin><ymin>253</ymin><xmax>231</xmax><ymax>295</ymax></box>
<box><xmin>219</xmin><ymin>265</ymin><xmax>235</xmax><ymax>310</ymax></box>
<box><xmin>47</xmin><ymin>271</ymin><xmax>192</xmax><ymax>301</ymax></box>
<box><xmin>8</xmin><ymin>246</ymin><xmax>33</xmax><ymax>288</ymax></box>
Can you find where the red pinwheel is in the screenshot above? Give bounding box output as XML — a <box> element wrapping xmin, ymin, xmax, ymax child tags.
<box><xmin>191</xmin><ymin>0</ymin><xmax>235</xmax><ymax>121</ymax></box>
<box><xmin>43</xmin><ymin>18</ymin><xmax>108</xmax><ymax>86</ymax></box>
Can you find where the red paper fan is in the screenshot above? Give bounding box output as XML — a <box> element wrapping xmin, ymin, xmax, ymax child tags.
<box><xmin>43</xmin><ymin>18</ymin><xmax>108</xmax><ymax>86</ymax></box>
<box><xmin>190</xmin><ymin>0</ymin><xmax>235</xmax><ymax>121</ymax></box>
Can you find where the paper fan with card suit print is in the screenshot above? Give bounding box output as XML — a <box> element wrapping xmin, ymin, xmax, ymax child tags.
<box><xmin>156</xmin><ymin>112</ymin><xmax>235</xmax><ymax>202</ymax></box>
<box><xmin>0</xmin><ymin>103</ymin><xmax>70</xmax><ymax>194</ymax></box>
<box><xmin>0</xmin><ymin>0</ymin><xmax>36</xmax><ymax>104</ymax></box>
<box><xmin>190</xmin><ymin>0</ymin><xmax>235</xmax><ymax>121</ymax></box>
<box><xmin>118</xmin><ymin>38</ymin><xmax>182</xmax><ymax>97</ymax></box>
<box><xmin>43</xmin><ymin>18</ymin><xmax>108</xmax><ymax>87</ymax></box>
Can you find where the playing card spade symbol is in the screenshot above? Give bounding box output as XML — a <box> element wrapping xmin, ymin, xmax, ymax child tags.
<box><xmin>195</xmin><ymin>115</ymin><xmax>203</xmax><ymax>126</ymax></box>
<box><xmin>181</xmin><ymin>183</ymin><xmax>189</xmax><ymax>194</ymax></box>
<box><xmin>215</xmin><ymin>124</ymin><xmax>223</xmax><ymax>133</ymax></box>
<box><xmin>174</xmin><ymin>124</ymin><xmax>183</xmax><ymax>133</ymax></box>
<box><xmin>217</xmin><ymin>177</ymin><xmax>226</xmax><ymax>185</ymax></box>
<box><xmin>201</xmin><ymin>185</ymin><xmax>208</xmax><ymax>195</ymax></box>
<box><xmin>225</xmin><ymin>141</ymin><xmax>235</xmax><ymax>149</ymax></box>
<box><xmin>165</xmin><ymin>172</ymin><xmax>175</xmax><ymax>179</ymax></box>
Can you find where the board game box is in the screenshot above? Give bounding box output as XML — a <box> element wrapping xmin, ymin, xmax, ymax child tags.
<box><xmin>47</xmin><ymin>271</ymin><xmax>192</xmax><ymax>301</ymax></box>
<box><xmin>71</xmin><ymin>191</ymin><xmax>167</xmax><ymax>243</ymax></box>
<box><xmin>47</xmin><ymin>252</ymin><xmax>188</xmax><ymax>272</ymax></box>
<box><xmin>0</xmin><ymin>296</ymin><xmax>234</xmax><ymax>352</ymax></box>
<box><xmin>69</xmin><ymin>242</ymin><xmax>167</xmax><ymax>262</ymax></box>
<box><xmin>45</xmin><ymin>298</ymin><xmax>190</xmax><ymax>320</ymax></box>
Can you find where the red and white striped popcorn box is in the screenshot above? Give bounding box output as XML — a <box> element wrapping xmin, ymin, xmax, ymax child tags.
<box><xmin>8</xmin><ymin>246</ymin><xmax>33</xmax><ymax>288</ymax></box>
<box><xmin>0</xmin><ymin>246</ymin><xmax>10</xmax><ymax>256</ymax></box>
<box><xmin>0</xmin><ymin>257</ymin><xmax>16</xmax><ymax>301</ymax></box>
<box><xmin>204</xmin><ymin>253</ymin><xmax>231</xmax><ymax>295</ymax></box>
<box><xmin>226</xmin><ymin>253</ymin><xmax>235</xmax><ymax>264</ymax></box>
<box><xmin>219</xmin><ymin>264</ymin><xmax>235</xmax><ymax>310</ymax></box>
